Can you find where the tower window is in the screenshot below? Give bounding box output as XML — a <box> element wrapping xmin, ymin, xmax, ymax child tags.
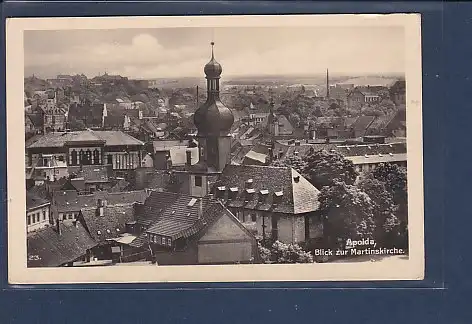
<box><xmin>195</xmin><ymin>176</ymin><xmax>202</xmax><ymax>187</ymax></box>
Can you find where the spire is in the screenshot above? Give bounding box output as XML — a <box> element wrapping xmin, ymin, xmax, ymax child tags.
<box><xmin>211</xmin><ymin>41</ymin><xmax>215</xmax><ymax>60</ymax></box>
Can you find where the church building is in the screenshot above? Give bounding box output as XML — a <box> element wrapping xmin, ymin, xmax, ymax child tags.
<box><xmin>177</xmin><ymin>42</ymin><xmax>322</xmax><ymax>245</ymax></box>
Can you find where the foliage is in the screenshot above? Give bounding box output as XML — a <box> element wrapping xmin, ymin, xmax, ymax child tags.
<box><xmin>357</xmin><ymin>174</ymin><xmax>400</xmax><ymax>243</ymax></box>
<box><xmin>303</xmin><ymin>149</ymin><xmax>358</xmax><ymax>188</ymax></box>
<box><xmin>68</xmin><ymin>117</ymin><xmax>86</xmax><ymax>131</ymax></box>
<box><xmin>319</xmin><ymin>181</ymin><xmax>376</xmax><ymax>249</ymax></box>
<box><xmin>313</xmin><ymin>106</ymin><xmax>323</xmax><ymax>117</ymax></box>
<box><xmin>258</xmin><ymin>241</ymin><xmax>313</xmax><ymax>264</ymax></box>
<box><xmin>289</xmin><ymin>113</ymin><xmax>301</xmax><ymax>128</ymax></box>
<box><xmin>371</xmin><ymin>163</ymin><xmax>408</xmax><ymax>247</ymax></box>
<box><xmin>271</xmin><ymin>154</ymin><xmax>308</xmax><ymax>177</ymax></box>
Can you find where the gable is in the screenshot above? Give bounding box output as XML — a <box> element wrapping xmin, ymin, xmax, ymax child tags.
<box><xmin>199</xmin><ymin>212</ymin><xmax>251</xmax><ymax>242</ymax></box>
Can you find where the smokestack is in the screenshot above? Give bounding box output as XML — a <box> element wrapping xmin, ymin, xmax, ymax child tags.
<box><xmin>196</xmin><ymin>86</ymin><xmax>199</xmax><ymax>109</ymax></box>
<box><xmin>326</xmin><ymin>69</ymin><xmax>330</xmax><ymax>99</ymax></box>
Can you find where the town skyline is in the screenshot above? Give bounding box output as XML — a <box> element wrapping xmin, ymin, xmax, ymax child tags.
<box><xmin>24</xmin><ymin>26</ymin><xmax>405</xmax><ymax>79</ymax></box>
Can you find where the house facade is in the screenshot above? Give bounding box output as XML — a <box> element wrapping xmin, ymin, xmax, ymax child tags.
<box><xmin>26</xmin><ymin>130</ymin><xmax>145</xmax><ymax>181</ymax></box>
<box><xmin>26</xmin><ymin>192</ymin><xmax>51</xmax><ymax>233</ymax></box>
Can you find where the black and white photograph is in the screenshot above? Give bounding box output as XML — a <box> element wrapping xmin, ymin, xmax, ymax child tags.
<box><xmin>6</xmin><ymin>14</ymin><xmax>424</xmax><ymax>283</ymax></box>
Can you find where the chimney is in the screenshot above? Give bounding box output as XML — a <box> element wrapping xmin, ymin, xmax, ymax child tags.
<box><xmin>96</xmin><ymin>198</ymin><xmax>104</xmax><ymax>216</ymax></box>
<box><xmin>293</xmin><ymin>175</ymin><xmax>300</xmax><ymax>183</ymax></box>
<box><xmin>186</xmin><ymin>150</ymin><xmax>192</xmax><ymax>166</ymax></box>
<box><xmin>55</xmin><ymin>219</ymin><xmax>61</xmax><ymax>235</ymax></box>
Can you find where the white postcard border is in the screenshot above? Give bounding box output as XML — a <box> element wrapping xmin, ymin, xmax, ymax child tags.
<box><xmin>6</xmin><ymin>14</ymin><xmax>424</xmax><ymax>284</ymax></box>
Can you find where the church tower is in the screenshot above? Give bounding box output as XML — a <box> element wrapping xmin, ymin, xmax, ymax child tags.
<box><xmin>188</xmin><ymin>42</ymin><xmax>234</xmax><ymax>196</ymax></box>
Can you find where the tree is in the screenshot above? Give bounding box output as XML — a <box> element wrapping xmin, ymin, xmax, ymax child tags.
<box><xmin>271</xmin><ymin>154</ymin><xmax>308</xmax><ymax>177</ymax></box>
<box><xmin>289</xmin><ymin>113</ymin><xmax>301</xmax><ymax>128</ymax></box>
<box><xmin>319</xmin><ymin>181</ymin><xmax>376</xmax><ymax>249</ymax></box>
<box><xmin>258</xmin><ymin>240</ymin><xmax>313</xmax><ymax>264</ymax></box>
<box><xmin>303</xmin><ymin>149</ymin><xmax>358</xmax><ymax>188</ymax></box>
<box><xmin>313</xmin><ymin>106</ymin><xmax>323</xmax><ymax>117</ymax></box>
<box><xmin>357</xmin><ymin>174</ymin><xmax>400</xmax><ymax>245</ymax></box>
<box><xmin>372</xmin><ymin>163</ymin><xmax>408</xmax><ymax>248</ymax></box>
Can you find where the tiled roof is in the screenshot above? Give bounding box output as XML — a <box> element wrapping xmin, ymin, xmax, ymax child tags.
<box><xmin>26</xmin><ymin>113</ymin><xmax>44</xmax><ymax>128</ymax></box>
<box><xmin>53</xmin><ymin>190</ymin><xmax>148</xmax><ymax>213</ymax></box>
<box><xmin>27</xmin><ymin>130</ymin><xmax>144</xmax><ymax>149</ymax></box>
<box><xmin>68</xmin><ymin>165</ymin><xmax>111</xmax><ymax>183</ymax></box>
<box><xmin>346</xmin><ymin>153</ymin><xmax>407</xmax><ymax>165</ymax></box>
<box><xmin>27</xmin><ymin>222</ymin><xmax>97</xmax><ymax>267</ymax></box>
<box><xmin>135</xmin><ymin>191</ymin><xmax>180</xmax><ymax>227</ymax></box>
<box><xmin>26</xmin><ymin>191</ymin><xmax>50</xmax><ymax>210</ymax></box>
<box><xmin>216</xmin><ymin>164</ymin><xmax>320</xmax><ymax>214</ymax></box>
<box><xmin>145</xmin><ymin>196</ymin><xmax>218</xmax><ymax>240</ymax></box>
<box><xmin>80</xmin><ymin>204</ymin><xmax>135</xmax><ymax>242</ymax></box>
<box><xmin>108</xmin><ymin>178</ymin><xmax>131</xmax><ymax>192</ymax></box>
<box><xmin>336</xmin><ymin>142</ymin><xmax>407</xmax><ymax>157</ymax></box>
<box><xmin>282</xmin><ymin>142</ymin><xmax>406</xmax><ymax>161</ymax></box>
<box><xmin>351</xmin><ymin>116</ymin><xmax>376</xmax><ymax>132</ymax></box>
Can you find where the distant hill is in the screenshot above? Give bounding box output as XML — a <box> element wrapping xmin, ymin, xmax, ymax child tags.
<box><xmin>336</xmin><ymin>76</ymin><xmax>403</xmax><ymax>87</ymax></box>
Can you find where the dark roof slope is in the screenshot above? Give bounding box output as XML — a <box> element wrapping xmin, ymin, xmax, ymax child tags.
<box><xmin>135</xmin><ymin>191</ymin><xmax>181</xmax><ymax>227</ymax></box>
<box><xmin>27</xmin><ymin>222</ymin><xmax>96</xmax><ymax>267</ymax></box>
<box><xmin>53</xmin><ymin>190</ymin><xmax>148</xmax><ymax>213</ymax></box>
<box><xmin>26</xmin><ymin>192</ymin><xmax>50</xmax><ymax>210</ymax></box>
<box><xmin>27</xmin><ymin>130</ymin><xmax>144</xmax><ymax>149</ymax></box>
<box><xmin>145</xmin><ymin>196</ymin><xmax>216</xmax><ymax>239</ymax></box>
<box><xmin>216</xmin><ymin>164</ymin><xmax>320</xmax><ymax>214</ymax></box>
<box><xmin>80</xmin><ymin>204</ymin><xmax>135</xmax><ymax>242</ymax></box>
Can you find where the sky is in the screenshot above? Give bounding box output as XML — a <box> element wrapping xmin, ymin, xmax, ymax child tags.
<box><xmin>24</xmin><ymin>26</ymin><xmax>405</xmax><ymax>79</ymax></box>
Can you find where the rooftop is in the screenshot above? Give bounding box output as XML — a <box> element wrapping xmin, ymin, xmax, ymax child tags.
<box><xmin>27</xmin><ymin>222</ymin><xmax>96</xmax><ymax>267</ymax></box>
<box><xmin>27</xmin><ymin>130</ymin><xmax>144</xmax><ymax>149</ymax></box>
<box><xmin>216</xmin><ymin>164</ymin><xmax>320</xmax><ymax>214</ymax></box>
<box><xmin>80</xmin><ymin>204</ymin><xmax>135</xmax><ymax>242</ymax></box>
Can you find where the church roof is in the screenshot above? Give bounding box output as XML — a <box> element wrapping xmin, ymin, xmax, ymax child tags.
<box><xmin>215</xmin><ymin>165</ymin><xmax>320</xmax><ymax>214</ymax></box>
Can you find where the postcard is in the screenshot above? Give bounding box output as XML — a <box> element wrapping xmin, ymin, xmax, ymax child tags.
<box><xmin>6</xmin><ymin>13</ymin><xmax>424</xmax><ymax>284</ymax></box>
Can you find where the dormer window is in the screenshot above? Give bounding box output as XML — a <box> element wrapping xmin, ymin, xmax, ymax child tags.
<box><xmin>259</xmin><ymin>189</ymin><xmax>269</xmax><ymax>203</ymax></box>
<box><xmin>229</xmin><ymin>187</ymin><xmax>239</xmax><ymax>199</ymax></box>
<box><xmin>245</xmin><ymin>188</ymin><xmax>255</xmax><ymax>202</ymax></box>
<box><xmin>216</xmin><ymin>186</ymin><xmax>226</xmax><ymax>198</ymax></box>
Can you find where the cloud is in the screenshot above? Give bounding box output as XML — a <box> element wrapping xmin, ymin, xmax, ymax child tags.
<box><xmin>25</xmin><ymin>27</ymin><xmax>405</xmax><ymax>78</ymax></box>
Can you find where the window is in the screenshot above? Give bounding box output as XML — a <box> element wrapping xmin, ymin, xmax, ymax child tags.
<box><xmin>71</xmin><ymin>150</ymin><xmax>78</xmax><ymax>165</ymax></box>
<box><xmin>42</xmin><ymin>211</ymin><xmax>46</xmax><ymax>221</ymax></box>
<box><xmin>195</xmin><ymin>176</ymin><xmax>202</xmax><ymax>187</ymax></box>
<box><xmin>167</xmin><ymin>238</ymin><xmax>171</xmax><ymax>246</ymax></box>
<box><xmin>107</xmin><ymin>154</ymin><xmax>113</xmax><ymax>165</ymax></box>
<box><xmin>27</xmin><ymin>215</ymin><xmax>31</xmax><ymax>225</ymax></box>
<box><xmin>161</xmin><ymin>237</ymin><xmax>166</xmax><ymax>245</ymax></box>
<box><xmin>251</xmin><ymin>214</ymin><xmax>257</xmax><ymax>222</ymax></box>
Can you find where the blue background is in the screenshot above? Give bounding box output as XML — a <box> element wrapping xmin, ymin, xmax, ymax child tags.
<box><xmin>1</xmin><ymin>1</ymin><xmax>470</xmax><ymax>322</ymax></box>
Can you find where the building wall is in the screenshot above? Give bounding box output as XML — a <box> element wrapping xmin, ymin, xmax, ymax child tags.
<box><xmin>58</xmin><ymin>211</ymin><xmax>80</xmax><ymax>221</ymax></box>
<box><xmin>189</xmin><ymin>174</ymin><xmax>209</xmax><ymax>197</ymax></box>
<box><xmin>197</xmin><ymin>212</ymin><xmax>256</xmax><ymax>264</ymax></box>
<box><xmin>27</xmin><ymin>204</ymin><xmax>51</xmax><ymax>233</ymax></box>
<box><xmin>154</xmin><ymin>245</ymin><xmax>198</xmax><ymax>265</ymax></box>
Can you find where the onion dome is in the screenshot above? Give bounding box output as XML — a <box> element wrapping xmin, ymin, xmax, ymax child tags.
<box><xmin>194</xmin><ymin>100</ymin><xmax>234</xmax><ymax>136</ymax></box>
<box><xmin>204</xmin><ymin>42</ymin><xmax>222</xmax><ymax>78</ymax></box>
